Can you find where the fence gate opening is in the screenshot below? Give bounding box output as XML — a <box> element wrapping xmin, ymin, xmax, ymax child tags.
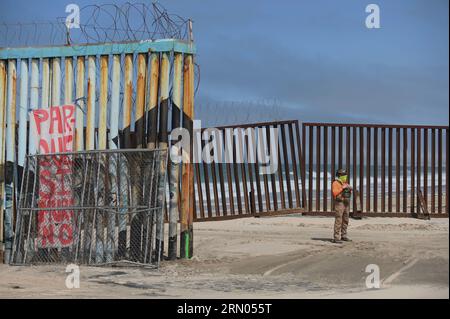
<box><xmin>11</xmin><ymin>149</ymin><xmax>167</xmax><ymax>267</ymax></box>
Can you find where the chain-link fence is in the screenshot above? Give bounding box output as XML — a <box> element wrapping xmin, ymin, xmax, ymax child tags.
<box><xmin>10</xmin><ymin>149</ymin><xmax>167</xmax><ymax>268</ymax></box>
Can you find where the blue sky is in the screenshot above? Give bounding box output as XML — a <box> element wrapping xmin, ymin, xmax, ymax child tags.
<box><xmin>1</xmin><ymin>0</ymin><xmax>448</xmax><ymax>125</ymax></box>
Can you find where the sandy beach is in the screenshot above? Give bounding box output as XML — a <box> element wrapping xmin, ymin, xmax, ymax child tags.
<box><xmin>0</xmin><ymin>215</ymin><xmax>448</xmax><ymax>299</ymax></box>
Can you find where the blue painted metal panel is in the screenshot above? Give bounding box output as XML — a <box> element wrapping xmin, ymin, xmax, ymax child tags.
<box><xmin>0</xmin><ymin>39</ymin><xmax>196</xmax><ymax>59</ymax></box>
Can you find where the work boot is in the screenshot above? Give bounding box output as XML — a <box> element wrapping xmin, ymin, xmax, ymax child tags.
<box><xmin>331</xmin><ymin>239</ymin><xmax>343</xmax><ymax>244</ymax></box>
<box><xmin>341</xmin><ymin>237</ymin><xmax>352</xmax><ymax>242</ymax></box>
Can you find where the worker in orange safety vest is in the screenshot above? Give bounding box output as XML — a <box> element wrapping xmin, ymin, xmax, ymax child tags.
<box><xmin>331</xmin><ymin>169</ymin><xmax>353</xmax><ymax>243</ymax></box>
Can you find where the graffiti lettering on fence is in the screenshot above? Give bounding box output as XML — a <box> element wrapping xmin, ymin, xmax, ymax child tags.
<box><xmin>31</xmin><ymin>105</ymin><xmax>75</xmax><ymax>154</ymax></box>
<box><xmin>31</xmin><ymin>105</ymin><xmax>75</xmax><ymax>248</ymax></box>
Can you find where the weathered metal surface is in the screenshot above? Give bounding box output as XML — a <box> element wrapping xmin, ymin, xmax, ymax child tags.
<box><xmin>155</xmin><ymin>51</ymin><xmax>170</xmax><ymax>258</ymax></box>
<box><xmin>86</xmin><ymin>56</ymin><xmax>96</xmax><ymax>150</ymax></box>
<box><xmin>29</xmin><ymin>59</ymin><xmax>39</xmax><ymax>155</ymax></box>
<box><xmin>168</xmin><ymin>52</ymin><xmax>182</xmax><ymax>260</ymax></box>
<box><xmin>303</xmin><ymin>123</ymin><xmax>448</xmax><ymax>217</ymax></box>
<box><xmin>147</xmin><ymin>52</ymin><xmax>159</xmax><ymax>150</ymax></box>
<box><xmin>4</xmin><ymin>59</ymin><xmax>17</xmax><ymax>263</ymax></box>
<box><xmin>41</xmin><ymin>58</ymin><xmax>50</xmax><ymax>109</ymax></box>
<box><xmin>135</xmin><ymin>53</ymin><xmax>147</xmax><ymax>149</ymax></box>
<box><xmin>193</xmin><ymin>120</ymin><xmax>306</xmax><ymax>222</ymax></box>
<box><xmin>180</xmin><ymin>54</ymin><xmax>194</xmax><ymax>258</ymax></box>
<box><xmin>123</xmin><ymin>54</ymin><xmax>133</xmax><ymax>148</ymax></box>
<box><xmin>51</xmin><ymin>58</ymin><xmax>61</xmax><ymax>106</ymax></box>
<box><xmin>0</xmin><ymin>39</ymin><xmax>196</xmax><ymax>263</ymax></box>
<box><xmin>109</xmin><ymin>55</ymin><xmax>121</xmax><ymax>150</ymax></box>
<box><xmin>98</xmin><ymin>55</ymin><xmax>108</xmax><ymax>150</ymax></box>
<box><xmin>18</xmin><ymin>59</ymin><xmax>28</xmax><ymax>167</ymax></box>
<box><xmin>75</xmin><ymin>56</ymin><xmax>85</xmax><ymax>151</ymax></box>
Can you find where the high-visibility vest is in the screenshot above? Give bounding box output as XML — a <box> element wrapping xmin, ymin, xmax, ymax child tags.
<box><xmin>332</xmin><ymin>179</ymin><xmax>351</xmax><ymax>199</ymax></box>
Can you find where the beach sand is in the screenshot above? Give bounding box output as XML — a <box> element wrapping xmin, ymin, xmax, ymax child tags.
<box><xmin>0</xmin><ymin>216</ymin><xmax>448</xmax><ymax>299</ymax></box>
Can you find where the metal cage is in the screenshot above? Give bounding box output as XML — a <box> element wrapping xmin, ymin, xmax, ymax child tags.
<box><xmin>10</xmin><ymin>148</ymin><xmax>168</xmax><ymax>267</ymax></box>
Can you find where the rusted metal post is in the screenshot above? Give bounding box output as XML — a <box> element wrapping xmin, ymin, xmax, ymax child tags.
<box><xmin>86</xmin><ymin>56</ymin><xmax>96</xmax><ymax>151</ymax></box>
<box><xmin>381</xmin><ymin>128</ymin><xmax>386</xmax><ymax>212</ymax></box>
<box><xmin>423</xmin><ymin>129</ymin><xmax>428</xmax><ymax>206</ymax></box>
<box><xmin>29</xmin><ymin>59</ymin><xmax>39</xmax><ymax>155</ymax></box>
<box><xmin>417</xmin><ymin>128</ymin><xmax>422</xmax><ymax>214</ymax></box>
<box><xmin>373</xmin><ymin>128</ymin><xmax>378</xmax><ymax>212</ymax></box>
<box><xmin>346</xmin><ymin>127</ymin><xmax>351</xmax><ymax>200</ymax></box>
<box><xmin>366</xmin><ymin>127</ymin><xmax>371</xmax><ymax>212</ymax></box>
<box><xmin>359</xmin><ymin>127</ymin><xmax>364</xmax><ymax>212</ymax></box>
<box><xmin>388</xmin><ymin>128</ymin><xmax>393</xmax><ymax>213</ymax></box>
<box><xmin>411</xmin><ymin>128</ymin><xmax>415</xmax><ymax>214</ymax></box>
<box><xmin>438</xmin><ymin>129</ymin><xmax>442</xmax><ymax>213</ymax></box>
<box><xmin>226</xmin><ymin>128</ymin><xmax>235</xmax><ymax>214</ymax></box>
<box><xmin>98</xmin><ymin>56</ymin><xmax>108</xmax><ymax>150</ymax></box>
<box><xmin>147</xmin><ymin>52</ymin><xmax>159</xmax><ymax>150</ymax></box>
<box><xmin>64</xmin><ymin>57</ymin><xmax>73</xmax><ymax>105</ymax></box>
<box><xmin>156</xmin><ymin>51</ymin><xmax>170</xmax><ymax>259</ymax></box>
<box><xmin>323</xmin><ymin>126</ymin><xmax>328</xmax><ymax>211</ymax></box>
<box><xmin>431</xmin><ymin>129</ymin><xmax>435</xmax><ymax>213</ymax></box>
<box><xmin>403</xmin><ymin>128</ymin><xmax>408</xmax><ymax>212</ymax></box>
<box><xmin>331</xmin><ymin>126</ymin><xmax>335</xmax><ymax>211</ymax></box>
<box><xmin>180</xmin><ymin>54</ymin><xmax>194</xmax><ymax>259</ymax></box>
<box><xmin>446</xmin><ymin>129</ymin><xmax>449</xmax><ymax>215</ymax></box>
<box><xmin>289</xmin><ymin>123</ymin><xmax>300</xmax><ymax>208</ymax></box>
<box><xmin>107</xmin><ymin>54</ymin><xmax>120</xmax><ymax>263</ymax></box>
<box><xmin>396</xmin><ymin>128</ymin><xmax>401</xmax><ymax>212</ymax></box>
<box><xmin>281</xmin><ymin>125</ymin><xmax>292</xmax><ymax>208</ymax></box>
<box><xmin>352</xmin><ymin>127</ymin><xmax>357</xmax><ymax>213</ymax></box>
<box><xmin>296</xmin><ymin>121</ymin><xmax>307</xmax><ymax>208</ymax></box>
<box><xmin>52</xmin><ymin>58</ymin><xmax>61</xmax><ymax>106</ymax></box>
<box><xmin>95</xmin><ymin>55</ymin><xmax>108</xmax><ymax>263</ymax></box>
<box><xmin>123</xmin><ymin>54</ymin><xmax>133</xmax><ymax>148</ymax></box>
<box><xmin>4</xmin><ymin>59</ymin><xmax>16</xmax><ymax>263</ymax></box>
<box><xmin>219</xmin><ymin>130</ymin><xmax>229</xmax><ymax>214</ymax></box>
<box><xmin>41</xmin><ymin>59</ymin><xmax>50</xmax><ymax>109</ymax></box>
<box><xmin>129</xmin><ymin>53</ymin><xmax>147</xmax><ymax>262</ymax></box>
<box><xmin>18</xmin><ymin>59</ymin><xmax>28</xmax><ymax>169</ymax></box>
<box><xmin>168</xmin><ymin>52</ymin><xmax>182</xmax><ymax>260</ymax></box>
<box><xmin>0</xmin><ymin>60</ymin><xmax>6</xmax><ymax>258</ymax></box>
<box><xmin>338</xmin><ymin>127</ymin><xmax>343</xmax><ymax>171</ymax></box>
<box><xmin>136</xmin><ymin>53</ymin><xmax>147</xmax><ymax>148</ymax></box>
<box><xmin>75</xmin><ymin>57</ymin><xmax>85</xmax><ymax>151</ymax></box>
<box><xmin>118</xmin><ymin>54</ymin><xmax>133</xmax><ymax>259</ymax></box>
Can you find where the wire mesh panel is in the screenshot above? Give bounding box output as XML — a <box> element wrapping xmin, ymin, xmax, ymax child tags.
<box><xmin>11</xmin><ymin>149</ymin><xmax>167</xmax><ymax>267</ymax></box>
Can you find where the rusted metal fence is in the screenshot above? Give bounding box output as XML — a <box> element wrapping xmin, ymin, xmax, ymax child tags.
<box><xmin>302</xmin><ymin>123</ymin><xmax>449</xmax><ymax>217</ymax></box>
<box><xmin>11</xmin><ymin>149</ymin><xmax>167</xmax><ymax>266</ymax></box>
<box><xmin>193</xmin><ymin>120</ymin><xmax>307</xmax><ymax>221</ymax></box>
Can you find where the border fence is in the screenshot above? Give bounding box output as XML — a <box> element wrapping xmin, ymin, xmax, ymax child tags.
<box><xmin>302</xmin><ymin>123</ymin><xmax>449</xmax><ymax>217</ymax></box>
<box><xmin>0</xmin><ymin>38</ymin><xmax>196</xmax><ymax>262</ymax></box>
<box><xmin>0</xmin><ymin>4</ymin><xmax>448</xmax><ymax>265</ymax></box>
<box><xmin>193</xmin><ymin>120</ymin><xmax>307</xmax><ymax>221</ymax></box>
